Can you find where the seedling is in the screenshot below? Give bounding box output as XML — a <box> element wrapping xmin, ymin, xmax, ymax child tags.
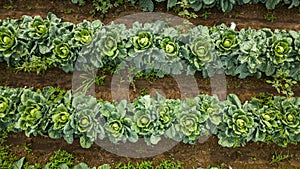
<box><xmin>266</xmin><ymin>69</ymin><xmax>297</xmax><ymax>98</ymax></box>
<box><xmin>271</xmin><ymin>151</ymin><xmax>291</xmax><ymax>163</ymax></box>
<box><xmin>23</xmin><ymin>143</ymin><xmax>32</xmax><ymax>153</ymax></box>
<box><xmin>26</xmin><ymin>5</ymin><xmax>32</xmax><ymax>10</ymax></box>
<box><xmin>139</xmin><ymin>88</ymin><xmax>149</xmax><ymax>96</ymax></box>
<box><xmin>95</xmin><ymin>75</ymin><xmax>106</xmax><ymax>86</ymax></box>
<box><xmin>60</xmin><ymin>9</ymin><xmax>73</xmax><ymax>14</ymax></box>
<box><xmin>264</xmin><ymin>13</ymin><xmax>277</xmax><ymax>22</ymax></box>
<box><xmin>45</xmin><ymin>149</ymin><xmax>74</xmax><ymax>168</ymax></box>
<box><xmin>234</xmin><ymin>13</ymin><xmax>241</xmax><ymax>19</ymax></box>
<box><xmin>178</xmin><ymin>9</ymin><xmax>198</xmax><ymax>19</ymax></box>
<box><xmin>201</xmin><ymin>11</ymin><xmax>212</xmax><ymax>20</ymax></box>
<box><xmin>3</xmin><ymin>5</ymin><xmax>14</xmax><ymax>9</ymax></box>
<box><xmin>176</xmin><ymin>0</ymin><xmax>198</xmax><ymax>19</ymax></box>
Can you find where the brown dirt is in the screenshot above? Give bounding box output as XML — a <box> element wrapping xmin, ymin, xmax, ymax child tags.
<box><xmin>1</xmin><ymin>63</ymin><xmax>299</xmax><ymax>102</ymax></box>
<box><xmin>1</xmin><ymin>0</ymin><xmax>300</xmax><ymax>168</ymax></box>
<box><xmin>6</xmin><ymin>132</ymin><xmax>300</xmax><ymax>168</ymax></box>
<box><xmin>1</xmin><ymin>0</ymin><xmax>300</xmax><ymax>30</ymax></box>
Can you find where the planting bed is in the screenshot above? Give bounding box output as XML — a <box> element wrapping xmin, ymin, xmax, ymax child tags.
<box><xmin>1</xmin><ymin>0</ymin><xmax>300</xmax><ymax>168</ymax></box>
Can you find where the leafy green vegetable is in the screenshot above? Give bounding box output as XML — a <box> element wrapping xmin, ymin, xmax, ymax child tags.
<box><xmin>133</xmin><ymin>31</ymin><xmax>153</xmax><ymax>51</ymax></box>
<box><xmin>216</xmin><ymin>30</ymin><xmax>240</xmax><ymax>54</ymax></box>
<box><xmin>270</xmin><ymin>38</ymin><xmax>292</xmax><ymax>64</ymax></box>
<box><xmin>132</xmin><ymin>95</ymin><xmax>160</xmax><ymax>144</ymax></box>
<box><xmin>52</xmin><ymin>38</ymin><xmax>76</xmax><ymax>72</ymax></box>
<box><xmin>69</xmin><ymin>93</ymin><xmax>105</xmax><ymax>148</ymax></box>
<box><xmin>101</xmin><ymin>101</ymin><xmax>138</xmax><ymax>143</ymax></box>
<box><xmin>217</xmin><ymin>94</ymin><xmax>256</xmax><ymax>147</ymax></box>
<box><xmin>0</xmin><ymin>87</ymin><xmax>23</xmax><ymax>131</ymax></box>
<box><xmin>189</xmin><ymin>36</ymin><xmax>215</xmax><ymax>69</ymax></box>
<box><xmin>159</xmin><ymin>37</ymin><xmax>179</xmax><ymax>57</ymax></box>
<box><xmin>15</xmin><ymin>89</ymin><xmax>49</xmax><ymax>137</ymax></box>
<box><xmin>1</xmin><ymin>85</ymin><xmax>300</xmax><ymax>148</ymax></box>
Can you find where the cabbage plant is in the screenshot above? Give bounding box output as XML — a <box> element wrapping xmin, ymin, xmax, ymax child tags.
<box><xmin>216</xmin><ymin>30</ymin><xmax>240</xmax><ymax>54</ymax></box>
<box><xmin>289</xmin><ymin>30</ymin><xmax>300</xmax><ymax>61</ymax></box>
<box><xmin>132</xmin><ymin>95</ymin><xmax>161</xmax><ymax>145</ymax></box>
<box><xmin>69</xmin><ymin>93</ymin><xmax>105</xmax><ymax>148</ymax></box>
<box><xmin>72</xmin><ymin>20</ymin><xmax>102</xmax><ymax>47</ymax></box>
<box><xmin>99</xmin><ymin>31</ymin><xmax>119</xmax><ymax>57</ymax></box>
<box><xmin>236</xmin><ymin>29</ymin><xmax>269</xmax><ymax>78</ymax></box>
<box><xmin>174</xmin><ymin>98</ymin><xmax>203</xmax><ymax>144</ymax></box>
<box><xmin>0</xmin><ymin>24</ymin><xmax>18</xmax><ymax>63</ymax></box>
<box><xmin>16</xmin><ymin>89</ymin><xmax>49</xmax><ymax>137</ymax></box>
<box><xmin>217</xmin><ymin>94</ymin><xmax>256</xmax><ymax>147</ymax></box>
<box><xmin>101</xmin><ymin>101</ymin><xmax>138</xmax><ymax>143</ymax></box>
<box><xmin>133</xmin><ymin>31</ymin><xmax>153</xmax><ymax>51</ymax></box>
<box><xmin>0</xmin><ymin>87</ymin><xmax>23</xmax><ymax>131</ymax></box>
<box><xmin>278</xmin><ymin>97</ymin><xmax>300</xmax><ymax>145</ymax></box>
<box><xmin>270</xmin><ymin>38</ymin><xmax>292</xmax><ymax>64</ymax></box>
<box><xmin>159</xmin><ymin>37</ymin><xmax>179</xmax><ymax>57</ymax></box>
<box><xmin>52</xmin><ymin>38</ymin><xmax>76</xmax><ymax>72</ymax></box>
<box><xmin>189</xmin><ymin>36</ymin><xmax>215</xmax><ymax>69</ymax></box>
<box><xmin>22</xmin><ymin>16</ymin><xmax>50</xmax><ymax>40</ymax></box>
<box><xmin>48</xmin><ymin>91</ymin><xmax>74</xmax><ymax>143</ymax></box>
<box><xmin>19</xmin><ymin>13</ymin><xmax>62</xmax><ymax>55</ymax></box>
<box><xmin>77</xmin><ymin>24</ymin><xmax>127</xmax><ymax>70</ymax></box>
<box><xmin>196</xmin><ymin>95</ymin><xmax>223</xmax><ymax>134</ymax></box>
<box><xmin>252</xmin><ymin>104</ymin><xmax>282</xmax><ymax>143</ymax></box>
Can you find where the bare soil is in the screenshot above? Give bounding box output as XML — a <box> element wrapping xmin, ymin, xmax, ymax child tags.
<box><xmin>1</xmin><ymin>0</ymin><xmax>300</xmax><ymax>168</ymax></box>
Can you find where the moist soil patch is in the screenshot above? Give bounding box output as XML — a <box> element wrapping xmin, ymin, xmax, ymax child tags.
<box><xmin>1</xmin><ymin>0</ymin><xmax>300</xmax><ymax>168</ymax></box>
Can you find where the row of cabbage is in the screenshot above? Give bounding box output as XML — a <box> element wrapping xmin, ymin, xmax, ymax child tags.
<box><xmin>1</xmin><ymin>86</ymin><xmax>299</xmax><ymax>148</ymax></box>
<box><xmin>71</xmin><ymin>0</ymin><xmax>300</xmax><ymax>13</ymax></box>
<box><xmin>0</xmin><ymin>13</ymin><xmax>299</xmax><ymax>80</ymax></box>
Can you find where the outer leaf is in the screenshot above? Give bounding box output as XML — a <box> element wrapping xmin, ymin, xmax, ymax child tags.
<box><xmin>139</xmin><ymin>0</ymin><xmax>154</xmax><ymax>11</ymax></box>
<box><xmin>12</xmin><ymin>157</ymin><xmax>25</xmax><ymax>169</ymax></box>
<box><xmin>167</xmin><ymin>0</ymin><xmax>177</xmax><ymax>10</ymax></box>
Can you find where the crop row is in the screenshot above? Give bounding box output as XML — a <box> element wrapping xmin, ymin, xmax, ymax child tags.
<box><xmin>71</xmin><ymin>0</ymin><xmax>300</xmax><ymax>13</ymax></box>
<box><xmin>0</xmin><ymin>13</ymin><xmax>299</xmax><ymax>80</ymax></box>
<box><xmin>0</xmin><ymin>86</ymin><xmax>299</xmax><ymax>148</ymax></box>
